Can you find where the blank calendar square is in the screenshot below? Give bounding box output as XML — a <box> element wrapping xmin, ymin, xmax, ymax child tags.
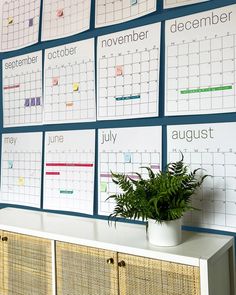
<box><xmin>0</xmin><ymin>0</ymin><xmax>40</xmax><ymax>51</ymax></box>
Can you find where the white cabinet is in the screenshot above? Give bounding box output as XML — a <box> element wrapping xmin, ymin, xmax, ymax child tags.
<box><xmin>0</xmin><ymin>208</ymin><xmax>235</xmax><ymax>295</ymax></box>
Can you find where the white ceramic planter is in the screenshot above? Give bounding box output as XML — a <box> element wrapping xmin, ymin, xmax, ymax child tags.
<box><xmin>147</xmin><ymin>218</ymin><xmax>182</xmax><ymax>247</ymax></box>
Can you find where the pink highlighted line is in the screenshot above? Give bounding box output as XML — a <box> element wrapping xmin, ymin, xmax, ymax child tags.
<box><xmin>46</xmin><ymin>163</ymin><xmax>93</xmax><ymax>167</ymax></box>
<box><xmin>150</xmin><ymin>164</ymin><xmax>160</xmax><ymax>169</ymax></box>
<box><xmin>46</xmin><ymin>172</ymin><xmax>60</xmax><ymax>175</ymax></box>
<box><xmin>4</xmin><ymin>84</ymin><xmax>20</xmax><ymax>90</ymax></box>
<box><xmin>100</xmin><ymin>173</ymin><xmax>112</xmax><ymax>178</ymax></box>
<box><xmin>100</xmin><ymin>173</ymin><xmax>139</xmax><ymax>180</ymax></box>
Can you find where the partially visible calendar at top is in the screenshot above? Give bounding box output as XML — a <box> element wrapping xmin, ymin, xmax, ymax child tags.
<box><xmin>164</xmin><ymin>0</ymin><xmax>209</xmax><ymax>9</ymax></box>
<box><xmin>168</xmin><ymin>122</ymin><xmax>236</xmax><ymax>232</ymax></box>
<box><xmin>165</xmin><ymin>4</ymin><xmax>236</xmax><ymax>116</ymax></box>
<box><xmin>95</xmin><ymin>0</ymin><xmax>156</xmax><ymax>28</ymax></box>
<box><xmin>42</xmin><ymin>0</ymin><xmax>91</xmax><ymax>41</ymax></box>
<box><xmin>0</xmin><ymin>0</ymin><xmax>40</xmax><ymax>51</ymax></box>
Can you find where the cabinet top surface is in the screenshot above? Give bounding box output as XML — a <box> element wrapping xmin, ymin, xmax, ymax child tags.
<box><xmin>0</xmin><ymin>207</ymin><xmax>233</xmax><ymax>265</ymax></box>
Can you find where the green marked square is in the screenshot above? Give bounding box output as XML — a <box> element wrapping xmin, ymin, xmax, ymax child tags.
<box><xmin>101</xmin><ymin>182</ymin><xmax>107</xmax><ymax>192</ymax></box>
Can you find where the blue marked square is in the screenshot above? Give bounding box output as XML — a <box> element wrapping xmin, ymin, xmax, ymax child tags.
<box><xmin>131</xmin><ymin>0</ymin><xmax>137</xmax><ymax>5</ymax></box>
<box><xmin>24</xmin><ymin>98</ymin><xmax>30</xmax><ymax>107</ymax></box>
<box><xmin>124</xmin><ymin>153</ymin><xmax>132</xmax><ymax>163</ymax></box>
<box><xmin>8</xmin><ymin>160</ymin><xmax>13</xmax><ymax>169</ymax></box>
<box><xmin>31</xmin><ymin>98</ymin><xmax>36</xmax><ymax>106</ymax></box>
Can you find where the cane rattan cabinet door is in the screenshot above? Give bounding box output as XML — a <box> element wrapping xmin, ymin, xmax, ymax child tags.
<box><xmin>0</xmin><ymin>230</ymin><xmax>3</xmax><ymax>291</ymax></box>
<box><xmin>56</xmin><ymin>241</ymin><xmax>119</xmax><ymax>295</ymax></box>
<box><xmin>118</xmin><ymin>253</ymin><xmax>200</xmax><ymax>295</ymax></box>
<box><xmin>0</xmin><ymin>231</ymin><xmax>53</xmax><ymax>295</ymax></box>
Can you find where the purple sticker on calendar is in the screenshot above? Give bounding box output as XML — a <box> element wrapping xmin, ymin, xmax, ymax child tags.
<box><xmin>29</xmin><ymin>18</ymin><xmax>33</xmax><ymax>27</ymax></box>
<box><xmin>36</xmin><ymin>97</ymin><xmax>41</xmax><ymax>106</ymax></box>
<box><xmin>31</xmin><ymin>98</ymin><xmax>36</xmax><ymax>106</ymax></box>
<box><xmin>24</xmin><ymin>98</ymin><xmax>30</xmax><ymax>107</ymax></box>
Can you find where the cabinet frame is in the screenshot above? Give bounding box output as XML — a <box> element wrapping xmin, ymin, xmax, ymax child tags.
<box><xmin>0</xmin><ymin>208</ymin><xmax>234</xmax><ymax>295</ymax></box>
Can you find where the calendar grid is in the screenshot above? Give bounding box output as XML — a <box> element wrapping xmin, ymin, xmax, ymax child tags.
<box><xmin>169</xmin><ymin>149</ymin><xmax>236</xmax><ymax>228</ymax></box>
<box><xmin>1</xmin><ymin>0</ymin><xmax>40</xmax><ymax>51</ymax></box>
<box><xmin>3</xmin><ymin>71</ymin><xmax>42</xmax><ymax>127</ymax></box>
<box><xmin>44</xmin><ymin>149</ymin><xmax>95</xmax><ymax>214</ymax></box>
<box><xmin>1</xmin><ymin>151</ymin><xmax>41</xmax><ymax>207</ymax></box>
<box><xmin>3</xmin><ymin>70</ymin><xmax>42</xmax><ymax>126</ymax></box>
<box><xmin>42</xmin><ymin>0</ymin><xmax>90</xmax><ymax>41</ymax></box>
<box><xmin>98</xmin><ymin>47</ymin><xmax>159</xmax><ymax>119</ymax></box>
<box><xmin>166</xmin><ymin>33</ymin><xmax>236</xmax><ymax>114</ymax></box>
<box><xmin>44</xmin><ymin>59</ymin><xmax>95</xmax><ymax>123</ymax></box>
<box><xmin>99</xmin><ymin>150</ymin><xmax>160</xmax><ymax>215</ymax></box>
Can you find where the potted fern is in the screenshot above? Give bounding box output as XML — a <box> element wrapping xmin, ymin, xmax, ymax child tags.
<box><xmin>107</xmin><ymin>155</ymin><xmax>208</xmax><ymax>246</ymax></box>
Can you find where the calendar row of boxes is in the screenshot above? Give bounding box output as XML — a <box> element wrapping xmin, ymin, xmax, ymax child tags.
<box><xmin>2</xmin><ymin>121</ymin><xmax>236</xmax><ymax>232</ymax></box>
<box><xmin>3</xmin><ymin>3</ymin><xmax>236</xmax><ymax>126</ymax></box>
<box><xmin>0</xmin><ymin>0</ymin><xmax>210</xmax><ymax>52</ymax></box>
<box><xmin>0</xmin><ymin>0</ymin><xmax>157</xmax><ymax>52</ymax></box>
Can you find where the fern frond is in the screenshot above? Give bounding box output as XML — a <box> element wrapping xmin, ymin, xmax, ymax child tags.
<box><xmin>107</xmin><ymin>154</ymin><xmax>208</xmax><ymax>223</ymax></box>
<box><xmin>140</xmin><ymin>166</ymin><xmax>155</xmax><ymax>179</ymax></box>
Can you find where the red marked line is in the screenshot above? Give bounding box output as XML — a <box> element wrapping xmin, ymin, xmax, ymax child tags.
<box><xmin>4</xmin><ymin>84</ymin><xmax>20</xmax><ymax>90</ymax></box>
<box><xmin>46</xmin><ymin>172</ymin><xmax>60</xmax><ymax>175</ymax></box>
<box><xmin>46</xmin><ymin>163</ymin><xmax>93</xmax><ymax>167</ymax></box>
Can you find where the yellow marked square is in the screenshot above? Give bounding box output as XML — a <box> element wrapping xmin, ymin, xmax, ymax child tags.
<box><xmin>18</xmin><ymin>177</ymin><xmax>25</xmax><ymax>186</ymax></box>
<box><xmin>73</xmin><ymin>83</ymin><xmax>79</xmax><ymax>91</ymax></box>
<box><xmin>100</xmin><ymin>182</ymin><xmax>107</xmax><ymax>192</ymax></box>
<box><xmin>8</xmin><ymin>17</ymin><xmax>14</xmax><ymax>25</ymax></box>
